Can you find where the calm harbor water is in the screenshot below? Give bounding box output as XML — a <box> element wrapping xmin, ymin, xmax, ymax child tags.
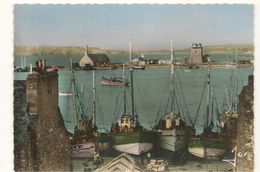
<box><xmin>14</xmin><ymin>55</ymin><xmax>253</xmax><ymax>134</ymax></box>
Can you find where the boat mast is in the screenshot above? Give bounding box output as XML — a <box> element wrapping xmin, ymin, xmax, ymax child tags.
<box><xmin>204</xmin><ymin>59</ymin><xmax>211</xmax><ymax>159</ymax></box>
<box><xmin>129</xmin><ymin>42</ymin><xmax>132</xmax><ymax>65</ymax></box>
<box><xmin>129</xmin><ymin>42</ymin><xmax>135</xmax><ymax>120</ymax></box>
<box><xmin>70</xmin><ymin>58</ymin><xmax>79</xmax><ymax>129</ymax></box>
<box><xmin>206</xmin><ymin>60</ymin><xmax>211</xmax><ymax>130</ymax></box>
<box><xmin>92</xmin><ymin>70</ymin><xmax>96</xmax><ymax>126</ymax></box>
<box><xmin>123</xmin><ymin>61</ymin><xmax>127</xmax><ymax>114</ymax></box>
<box><xmin>235</xmin><ymin>48</ymin><xmax>238</xmax><ymax>111</ymax></box>
<box><xmin>170</xmin><ymin>40</ymin><xmax>174</xmax><ymax>113</ymax></box>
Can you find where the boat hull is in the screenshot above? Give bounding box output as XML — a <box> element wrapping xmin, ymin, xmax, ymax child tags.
<box><xmin>96</xmin><ymin>134</ymin><xmax>112</xmax><ymax>152</ymax></box>
<box><xmin>132</xmin><ymin>66</ymin><xmax>145</xmax><ymax>70</ymax></box>
<box><xmin>112</xmin><ymin>130</ymin><xmax>155</xmax><ymax>155</ymax></box>
<box><xmin>188</xmin><ymin>138</ymin><xmax>226</xmax><ymax>159</ymax></box>
<box><xmin>188</xmin><ymin>147</ymin><xmax>226</xmax><ymax>159</ymax></box>
<box><xmin>156</xmin><ymin>129</ymin><xmax>186</xmax><ymax>152</ymax></box>
<box><xmin>70</xmin><ymin>142</ymin><xmax>96</xmax><ymax>158</ymax></box>
<box><xmin>101</xmin><ymin>77</ymin><xmax>128</xmax><ymax>86</ymax></box>
<box><xmin>113</xmin><ymin>143</ymin><xmax>153</xmax><ymax>155</ymax></box>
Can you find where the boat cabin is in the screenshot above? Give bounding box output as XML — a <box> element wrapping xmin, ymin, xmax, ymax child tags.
<box><xmin>118</xmin><ymin>115</ymin><xmax>134</xmax><ymax>132</ymax></box>
<box><xmin>164</xmin><ymin>114</ymin><xmax>183</xmax><ymax>129</ymax></box>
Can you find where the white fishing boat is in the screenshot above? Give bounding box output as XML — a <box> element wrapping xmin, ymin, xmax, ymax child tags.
<box><xmin>110</xmin><ymin>43</ymin><xmax>155</xmax><ymax>155</ymax></box>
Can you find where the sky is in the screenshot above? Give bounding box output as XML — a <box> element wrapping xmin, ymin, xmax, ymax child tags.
<box><xmin>14</xmin><ymin>4</ymin><xmax>254</xmax><ymax>50</ymax></box>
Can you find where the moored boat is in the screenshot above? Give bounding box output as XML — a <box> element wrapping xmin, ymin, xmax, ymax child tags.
<box><xmin>68</xmin><ymin>65</ymin><xmax>110</xmax><ymax>157</ymax></box>
<box><xmin>219</xmin><ymin>49</ymin><xmax>240</xmax><ymax>150</ymax></box>
<box><xmin>101</xmin><ymin>76</ymin><xmax>129</xmax><ymax>86</ymax></box>
<box><xmin>154</xmin><ymin>41</ymin><xmax>194</xmax><ymax>152</ymax></box>
<box><xmin>132</xmin><ymin>65</ymin><xmax>145</xmax><ymax>70</ymax></box>
<box><xmin>110</xmin><ymin>42</ymin><xmax>155</xmax><ymax>155</ymax></box>
<box><xmin>188</xmin><ymin>61</ymin><xmax>226</xmax><ymax>159</ymax></box>
<box><xmin>188</xmin><ymin>135</ymin><xmax>226</xmax><ymax>159</ymax></box>
<box><xmin>70</xmin><ymin>118</ymin><xmax>97</xmax><ymax>158</ymax></box>
<box><xmin>111</xmin><ymin>114</ymin><xmax>154</xmax><ymax>155</ymax></box>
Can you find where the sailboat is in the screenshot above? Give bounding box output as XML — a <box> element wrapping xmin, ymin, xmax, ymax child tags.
<box><xmin>101</xmin><ymin>76</ymin><xmax>129</xmax><ymax>86</ymax></box>
<box><xmin>188</xmin><ymin>61</ymin><xmax>226</xmax><ymax>159</ymax></box>
<box><xmin>110</xmin><ymin>43</ymin><xmax>155</xmax><ymax>155</ymax></box>
<box><xmin>101</xmin><ymin>64</ymin><xmax>129</xmax><ymax>86</ymax></box>
<box><xmin>69</xmin><ymin>66</ymin><xmax>97</xmax><ymax>158</ymax></box>
<box><xmin>219</xmin><ymin>49</ymin><xmax>239</xmax><ymax>149</ymax></box>
<box><xmin>154</xmin><ymin>41</ymin><xmax>194</xmax><ymax>152</ymax></box>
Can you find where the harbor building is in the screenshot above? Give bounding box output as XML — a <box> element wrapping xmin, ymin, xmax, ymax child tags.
<box><xmin>189</xmin><ymin>43</ymin><xmax>203</xmax><ymax>64</ymax></box>
<box><xmin>189</xmin><ymin>43</ymin><xmax>208</xmax><ymax>65</ymax></box>
<box><xmin>79</xmin><ymin>49</ymin><xmax>110</xmax><ymax>68</ymax></box>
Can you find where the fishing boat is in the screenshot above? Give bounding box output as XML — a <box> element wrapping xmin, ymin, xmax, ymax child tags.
<box><xmin>188</xmin><ymin>62</ymin><xmax>226</xmax><ymax>159</ymax></box>
<box><xmin>101</xmin><ymin>76</ymin><xmax>129</xmax><ymax>86</ymax></box>
<box><xmin>101</xmin><ymin>64</ymin><xmax>129</xmax><ymax>86</ymax></box>
<box><xmin>154</xmin><ymin>41</ymin><xmax>194</xmax><ymax>152</ymax></box>
<box><xmin>68</xmin><ymin>65</ymin><xmax>97</xmax><ymax>157</ymax></box>
<box><xmin>132</xmin><ymin>65</ymin><xmax>145</xmax><ymax>70</ymax></box>
<box><xmin>110</xmin><ymin>43</ymin><xmax>155</xmax><ymax>155</ymax></box>
<box><xmin>219</xmin><ymin>49</ymin><xmax>239</xmax><ymax>150</ymax></box>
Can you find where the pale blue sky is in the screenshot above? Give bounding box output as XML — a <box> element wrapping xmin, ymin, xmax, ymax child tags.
<box><xmin>14</xmin><ymin>4</ymin><xmax>254</xmax><ymax>50</ymax></box>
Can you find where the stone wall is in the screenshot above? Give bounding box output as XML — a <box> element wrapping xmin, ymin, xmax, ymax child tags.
<box><xmin>14</xmin><ymin>69</ymin><xmax>72</xmax><ymax>171</ymax></box>
<box><xmin>26</xmin><ymin>71</ymin><xmax>71</xmax><ymax>171</ymax></box>
<box><xmin>236</xmin><ymin>75</ymin><xmax>254</xmax><ymax>171</ymax></box>
<box><xmin>14</xmin><ymin>80</ymin><xmax>28</xmax><ymax>171</ymax></box>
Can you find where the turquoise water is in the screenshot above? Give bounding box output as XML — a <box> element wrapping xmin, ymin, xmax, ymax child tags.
<box><xmin>14</xmin><ymin>55</ymin><xmax>253</xmax><ymax>134</ymax></box>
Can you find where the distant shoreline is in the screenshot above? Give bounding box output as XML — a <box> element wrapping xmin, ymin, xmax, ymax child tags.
<box><xmin>14</xmin><ymin>44</ymin><xmax>254</xmax><ymax>56</ymax></box>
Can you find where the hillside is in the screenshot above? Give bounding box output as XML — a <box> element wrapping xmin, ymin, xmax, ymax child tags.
<box><xmin>14</xmin><ymin>44</ymin><xmax>254</xmax><ymax>56</ymax></box>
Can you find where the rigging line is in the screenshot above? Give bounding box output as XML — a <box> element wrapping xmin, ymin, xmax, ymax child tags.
<box><xmin>179</xmin><ymin>92</ymin><xmax>189</xmax><ymax>124</ymax></box>
<box><xmin>173</xmin><ymin>88</ymin><xmax>181</xmax><ymax>116</ymax></box>
<box><xmin>175</xmin><ymin>71</ymin><xmax>193</xmax><ymax>126</ymax></box>
<box><xmin>155</xmin><ymin>73</ymin><xmax>171</xmax><ymax>124</ymax></box>
<box><xmin>65</xmin><ymin>75</ymin><xmax>73</xmax><ymax>122</ymax></box>
<box><xmin>193</xmin><ymin>75</ymin><xmax>207</xmax><ymax>127</ymax></box>
<box><xmin>220</xmin><ymin>85</ymin><xmax>228</xmax><ymax>113</ymax></box>
<box><xmin>115</xmin><ymin>94</ymin><xmax>122</xmax><ymax>121</ymax></box>
<box><xmin>86</xmin><ymin>89</ymin><xmax>92</xmax><ymax>115</ymax></box>
<box><xmin>165</xmin><ymin>87</ymin><xmax>172</xmax><ymax>114</ymax></box>
<box><xmin>134</xmin><ymin>72</ymin><xmax>148</xmax><ymax>121</ymax></box>
<box><xmin>175</xmin><ymin>83</ymin><xmax>187</xmax><ymax>124</ymax></box>
<box><xmin>95</xmin><ymin>95</ymin><xmax>106</xmax><ymax>129</ymax></box>
<box><xmin>211</xmin><ymin>84</ymin><xmax>220</xmax><ymax>118</ymax></box>
<box><xmin>210</xmin><ymin>85</ymin><xmax>214</xmax><ymax>124</ymax></box>
<box><xmin>112</xmin><ymin>95</ymin><xmax>120</xmax><ymax>123</ymax></box>
<box><xmin>114</xmin><ymin>86</ymin><xmax>128</xmax><ymax>121</ymax></box>
<box><xmin>73</xmin><ymin>73</ymin><xmax>87</xmax><ymax>119</ymax></box>
<box><xmin>172</xmin><ymin>72</ymin><xmax>181</xmax><ymax>115</ymax></box>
